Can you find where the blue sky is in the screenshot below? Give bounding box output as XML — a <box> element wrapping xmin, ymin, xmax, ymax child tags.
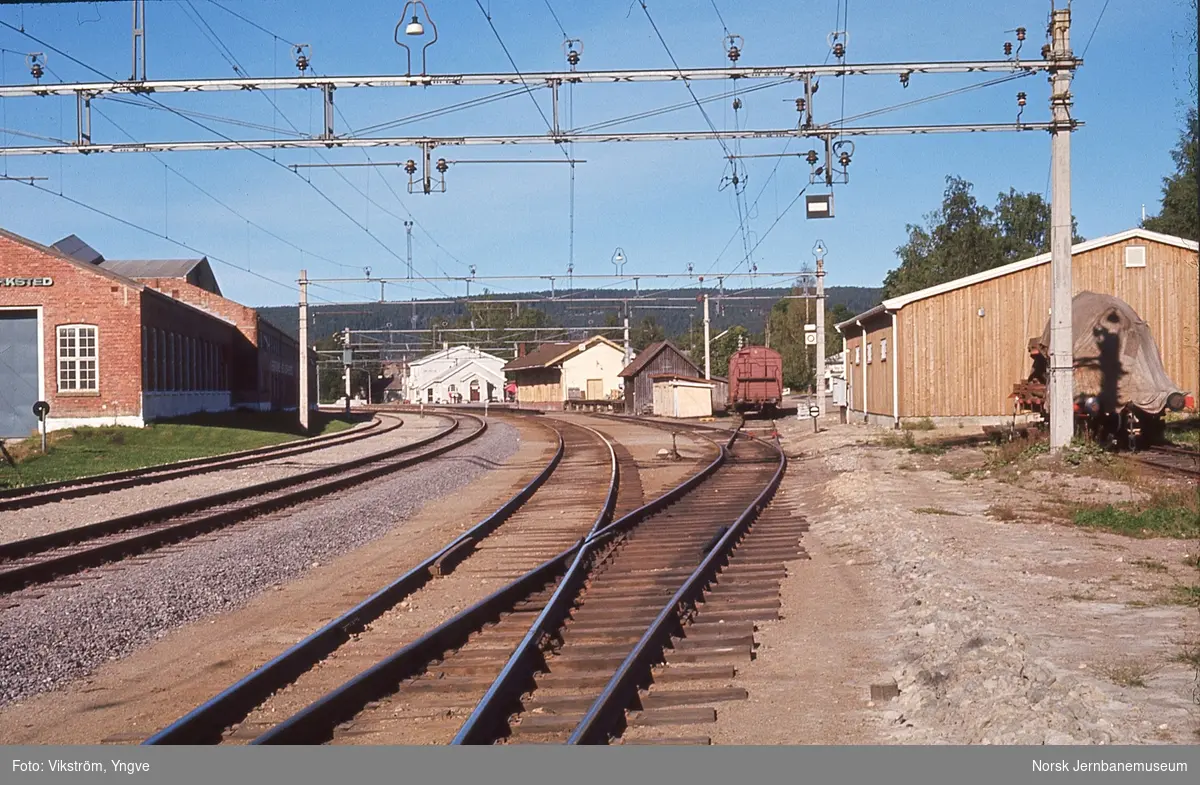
<box><xmin>0</xmin><ymin>1</ymin><xmax>1195</xmax><ymax>309</ymax></box>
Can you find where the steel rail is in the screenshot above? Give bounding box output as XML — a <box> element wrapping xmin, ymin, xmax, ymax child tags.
<box><xmin>0</xmin><ymin>415</ymin><xmax>391</xmax><ymax>511</ymax></box>
<box><xmin>451</xmin><ymin>426</ymin><xmax>736</xmax><ymax>744</ymax></box>
<box><xmin>0</xmin><ymin>414</ymin><xmax>483</xmax><ymax>592</ymax></box>
<box><xmin>568</xmin><ymin>430</ymin><xmax>786</xmax><ymax>744</ymax></box>
<box><xmin>247</xmin><ymin>424</ymin><xmax>623</xmax><ymax>745</ymax></box>
<box><xmin>144</xmin><ymin>419</ymin><xmax>570</xmax><ymax>745</ymax></box>
<box><xmin>1128</xmin><ymin>445</ymin><xmax>1200</xmax><ymax>479</ymax></box>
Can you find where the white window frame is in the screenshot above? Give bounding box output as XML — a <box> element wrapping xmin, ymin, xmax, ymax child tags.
<box><xmin>57</xmin><ymin>324</ymin><xmax>99</xmax><ymax>392</ymax></box>
<box><xmin>866</xmin><ymin>342</ymin><xmax>873</xmax><ymax>364</ymax></box>
<box><xmin>881</xmin><ymin>337</ymin><xmax>888</xmax><ymax>362</ymax></box>
<box><xmin>854</xmin><ymin>346</ymin><xmax>861</xmax><ymax>365</ymax></box>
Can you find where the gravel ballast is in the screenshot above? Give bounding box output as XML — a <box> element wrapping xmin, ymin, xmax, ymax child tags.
<box><xmin>0</xmin><ymin>420</ymin><xmax>518</xmax><ymax>707</ymax></box>
<box><xmin>0</xmin><ymin>414</ymin><xmax>448</xmax><ymax>545</ymax></box>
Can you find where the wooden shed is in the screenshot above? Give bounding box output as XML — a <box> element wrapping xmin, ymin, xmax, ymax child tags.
<box><xmin>836</xmin><ymin>228</ymin><xmax>1199</xmax><ymax>426</ymax></box>
<box><xmin>618</xmin><ymin>340</ymin><xmax>702</xmax><ymax>416</ymax></box>
<box><xmin>651</xmin><ymin>374</ymin><xmax>714</xmax><ymax>418</ymax></box>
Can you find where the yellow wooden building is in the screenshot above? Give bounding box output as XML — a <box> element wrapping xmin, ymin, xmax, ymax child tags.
<box><xmin>836</xmin><ymin>228</ymin><xmax>1199</xmax><ymax>426</ymax></box>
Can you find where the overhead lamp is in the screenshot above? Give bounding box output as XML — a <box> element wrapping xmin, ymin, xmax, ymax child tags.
<box><xmin>405</xmin><ymin>15</ymin><xmax>424</xmax><ymax>36</ymax></box>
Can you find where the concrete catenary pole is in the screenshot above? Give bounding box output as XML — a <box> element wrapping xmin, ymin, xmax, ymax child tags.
<box><xmin>298</xmin><ymin>269</ymin><xmax>310</xmax><ymax>432</ymax></box>
<box><xmin>1048</xmin><ymin>4</ymin><xmax>1076</xmax><ymax>452</ymax></box>
<box><xmin>404</xmin><ymin>220</ymin><xmax>414</xmax><ymax>279</ymax></box>
<box><xmin>815</xmin><ymin>254</ymin><xmax>826</xmax><ymax>416</ymax></box>
<box><xmin>703</xmin><ymin>294</ymin><xmax>712</xmax><ymax>380</ymax></box>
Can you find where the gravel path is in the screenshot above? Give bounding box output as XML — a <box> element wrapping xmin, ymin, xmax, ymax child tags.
<box><xmin>0</xmin><ymin>420</ymin><xmax>518</xmax><ymax>708</ymax></box>
<box><xmin>0</xmin><ymin>414</ymin><xmax>448</xmax><ymax>545</ymax></box>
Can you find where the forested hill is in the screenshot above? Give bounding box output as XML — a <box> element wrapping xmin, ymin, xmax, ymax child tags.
<box><xmin>258</xmin><ymin>285</ymin><xmax>883</xmax><ymax>341</ymax></box>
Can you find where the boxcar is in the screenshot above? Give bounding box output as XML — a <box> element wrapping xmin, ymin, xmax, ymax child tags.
<box><xmin>727</xmin><ymin>346</ymin><xmax>784</xmax><ymax>412</ymax></box>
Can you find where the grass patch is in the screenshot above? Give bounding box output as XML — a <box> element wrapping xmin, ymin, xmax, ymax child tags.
<box><xmin>902</xmin><ymin>417</ymin><xmax>936</xmax><ymax>431</ymax></box>
<box><xmin>897</xmin><ymin>462</ymin><xmax>917</xmax><ymax>471</ymax></box>
<box><xmin>984</xmin><ymin>435</ymin><xmax>1049</xmax><ymax>469</ymax></box>
<box><xmin>0</xmin><ymin>410</ymin><xmax>359</xmax><ymax>490</ymax></box>
<box><xmin>912</xmin><ymin>506</ymin><xmax>962</xmax><ymax>516</ymax></box>
<box><xmin>1096</xmin><ymin>658</ymin><xmax>1160</xmax><ymax>688</ymax></box>
<box><xmin>1072</xmin><ymin>489</ymin><xmax>1200</xmax><ymax>539</ymax></box>
<box><xmin>987</xmin><ymin>505</ymin><xmax>1019</xmax><ymax>522</ymax></box>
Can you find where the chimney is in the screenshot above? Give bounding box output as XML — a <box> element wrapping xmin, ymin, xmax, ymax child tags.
<box><xmin>518</xmin><ymin>342</ymin><xmax>526</xmax><ymax>357</ymax></box>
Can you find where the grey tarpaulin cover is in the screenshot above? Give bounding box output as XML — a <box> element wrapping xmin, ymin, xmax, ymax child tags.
<box><xmin>1034</xmin><ymin>291</ymin><xmax>1187</xmax><ymax>412</ymax></box>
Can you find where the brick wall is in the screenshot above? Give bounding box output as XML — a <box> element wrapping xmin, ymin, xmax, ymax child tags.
<box><xmin>0</xmin><ymin>234</ymin><xmax>143</xmax><ymax>421</ymax></box>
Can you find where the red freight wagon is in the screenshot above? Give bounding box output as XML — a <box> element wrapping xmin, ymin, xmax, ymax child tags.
<box><xmin>727</xmin><ymin>346</ymin><xmax>784</xmax><ymax>413</ymax></box>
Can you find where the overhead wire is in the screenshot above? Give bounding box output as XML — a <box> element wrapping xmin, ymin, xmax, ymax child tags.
<box><xmin>11</xmin><ymin>179</ymin><xmax>341</xmax><ymax>302</ymax></box>
<box><xmin>0</xmin><ymin>18</ymin><xmax>440</xmax><ymax>299</ymax></box>
<box><xmin>185</xmin><ymin>2</ymin><xmax>470</xmax><ymax>293</ymax></box>
<box><xmin>1082</xmin><ymin>0</ymin><xmax>1111</xmax><ymax>58</ymax></box>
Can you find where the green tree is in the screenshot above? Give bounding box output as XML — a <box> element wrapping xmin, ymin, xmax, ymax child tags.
<box><xmin>1143</xmin><ymin>108</ymin><xmax>1198</xmax><ymax>240</ymax></box>
<box><xmin>631</xmin><ymin>316</ymin><xmax>665</xmax><ymax>351</ymax></box>
<box><xmin>883</xmin><ymin>175</ymin><xmax>1084</xmax><ymax>299</ymax></box>
<box><xmin>826</xmin><ymin>302</ymin><xmax>853</xmax><ymax>358</ymax></box>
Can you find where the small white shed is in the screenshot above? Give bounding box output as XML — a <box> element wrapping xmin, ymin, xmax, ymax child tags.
<box><xmin>651</xmin><ymin>374</ymin><xmax>714</xmax><ymax>418</ymax></box>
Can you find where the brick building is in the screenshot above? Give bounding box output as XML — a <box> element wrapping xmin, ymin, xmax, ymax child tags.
<box><xmin>0</xmin><ymin>227</ymin><xmax>301</xmax><ymax>438</ymax></box>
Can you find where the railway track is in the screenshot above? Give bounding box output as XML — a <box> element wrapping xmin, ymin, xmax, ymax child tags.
<box><xmin>0</xmin><ymin>413</ymin><xmax>480</xmax><ymax>595</ymax></box>
<box><xmin>0</xmin><ymin>415</ymin><xmax>392</xmax><ymax>512</ymax></box>
<box><xmin>143</xmin><ymin>417</ymin><xmax>640</xmax><ymax>744</ymax></box>
<box><xmin>144</xmin><ymin>421</ymin><xmax>792</xmax><ymax>746</ymax></box>
<box><xmin>1129</xmin><ymin>445</ymin><xmax>1200</xmax><ymax>478</ymax></box>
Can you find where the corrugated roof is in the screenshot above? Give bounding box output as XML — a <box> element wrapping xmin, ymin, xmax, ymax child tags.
<box><xmin>618</xmin><ymin>340</ymin><xmax>698</xmax><ymax>378</ymax></box>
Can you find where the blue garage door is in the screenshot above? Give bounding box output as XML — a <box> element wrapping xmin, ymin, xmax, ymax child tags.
<box><xmin>0</xmin><ymin>311</ymin><xmax>39</xmax><ymax>438</ymax></box>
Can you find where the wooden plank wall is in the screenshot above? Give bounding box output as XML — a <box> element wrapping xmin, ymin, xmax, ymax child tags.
<box><xmin>841</xmin><ymin>318</ymin><xmax>895</xmax><ymax>417</ymax></box>
<box><xmin>514</xmin><ymin>368</ymin><xmax>562</xmax><ymax>405</ymax></box>
<box><xmin>898</xmin><ymin>238</ymin><xmax>1199</xmax><ymax>417</ymax></box>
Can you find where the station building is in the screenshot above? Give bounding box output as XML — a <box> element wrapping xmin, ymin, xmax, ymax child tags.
<box><xmin>0</xmin><ymin>227</ymin><xmax>301</xmax><ymax>438</ymax></box>
<box><xmin>835</xmin><ymin>228</ymin><xmax>1199</xmax><ymax>427</ymax></box>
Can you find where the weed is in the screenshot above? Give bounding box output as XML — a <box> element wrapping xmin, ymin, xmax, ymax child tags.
<box><xmin>902</xmin><ymin>418</ymin><xmax>936</xmax><ymax>431</ymax></box>
<box><xmin>1184</xmin><ymin>554</ymin><xmax>1200</xmax><ymax>569</ymax></box>
<box><xmin>987</xmin><ymin>505</ymin><xmax>1019</xmax><ymax>522</ymax></box>
<box><xmin>897</xmin><ymin>462</ymin><xmax>917</xmax><ymax>471</ymax></box>
<box><xmin>879</xmin><ymin>431</ymin><xmax>915</xmax><ymax>449</ymax></box>
<box><xmin>1129</xmin><ymin>558</ymin><xmax>1169</xmax><ymax>573</ymax></box>
<box><xmin>1096</xmin><ymin>658</ymin><xmax>1160</xmax><ymax>688</ymax></box>
<box><xmin>913</xmin><ymin>507</ymin><xmax>961</xmax><ymax>516</ymax></box>
<box><xmin>911</xmin><ymin>442</ymin><xmax>948</xmax><ymax>456</ymax></box>
<box><xmin>1062</xmin><ymin>437</ymin><xmax>1109</xmax><ymax>467</ymax></box>
<box><xmin>1172</xmin><ymin>642</ymin><xmax>1200</xmax><ymax>668</ymax></box>
<box><xmin>1169</xmin><ymin>585</ymin><xmax>1200</xmax><ymax>607</ymax></box>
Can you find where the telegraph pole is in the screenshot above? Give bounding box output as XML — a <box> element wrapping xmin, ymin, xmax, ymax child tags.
<box><xmin>1048</xmin><ymin>3</ymin><xmax>1076</xmax><ymax>452</ymax></box>
<box><xmin>298</xmin><ymin>269</ymin><xmax>310</xmax><ymax>431</ymax></box>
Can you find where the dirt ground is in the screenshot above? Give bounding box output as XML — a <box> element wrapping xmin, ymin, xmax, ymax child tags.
<box><xmin>0</xmin><ymin>413</ymin><xmax>713</xmax><ymax>745</ymax></box>
<box><xmin>712</xmin><ymin>413</ymin><xmax>1199</xmax><ymax>745</ymax></box>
